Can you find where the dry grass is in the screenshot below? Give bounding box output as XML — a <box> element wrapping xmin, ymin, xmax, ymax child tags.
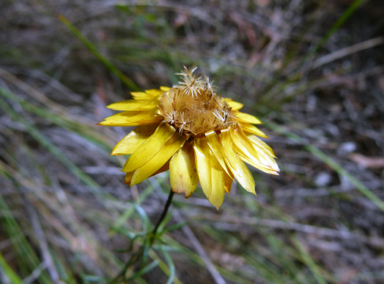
<box><xmin>1</xmin><ymin>0</ymin><xmax>384</xmax><ymax>283</ymax></box>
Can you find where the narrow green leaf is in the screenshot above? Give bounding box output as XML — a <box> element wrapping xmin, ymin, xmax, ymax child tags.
<box><xmin>0</xmin><ymin>187</ymin><xmax>51</xmax><ymax>283</ymax></box>
<box><xmin>81</xmin><ymin>275</ymin><xmax>109</xmax><ymax>282</ymax></box>
<box><xmin>133</xmin><ymin>203</ymin><xmax>152</xmax><ymax>230</ymax></box>
<box><xmin>292</xmin><ymin>238</ymin><xmax>327</xmax><ymax>284</ymax></box>
<box><xmin>0</xmin><ymin>86</ymin><xmax>112</xmax><ymax>153</ymax></box>
<box><xmin>160</xmin><ymin>247</ymin><xmax>175</xmax><ymax>284</ymax></box>
<box><xmin>162</xmin><ymin>222</ymin><xmax>187</xmax><ymax>234</ymax></box>
<box><xmin>308</xmin><ymin>0</ymin><xmax>365</xmax><ymax>59</ymax></box>
<box><xmin>157</xmin><ymin>212</ymin><xmax>173</xmax><ymax>235</ymax></box>
<box><xmin>58</xmin><ymin>14</ymin><xmax>140</xmax><ymax>91</ymax></box>
<box><xmin>126</xmin><ymin>260</ymin><xmax>159</xmax><ymax>281</ymax></box>
<box><xmin>266</xmin><ymin>121</ymin><xmax>384</xmax><ymax>212</ymax></box>
<box><xmin>0</xmin><ymin>96</ymin><xmax>100</xmax><ymax>193</ymax></box>
<box><xmin>0</xmin><ymin>251</ymin><xmax>24</xmax><ymax>284</ymax></box>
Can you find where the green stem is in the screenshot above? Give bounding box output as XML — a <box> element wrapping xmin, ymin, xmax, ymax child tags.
<box><xmin>150</xmin><ymin>190</ymin><xmax>174</xmax><ymax>246</ymax></box>
<box><xmin>113</xmin><ymin>189</ymin><xmax>174</xmax><ymax>281</ymax></box>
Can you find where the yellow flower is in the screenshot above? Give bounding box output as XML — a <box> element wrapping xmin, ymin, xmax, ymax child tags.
<box><xmin>99</xmin><ymin>66</ymin><xmax>279</xmax><ymax>209</ymax></box>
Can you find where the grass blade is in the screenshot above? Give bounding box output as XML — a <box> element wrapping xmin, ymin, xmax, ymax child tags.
<box><xmin>266</xmin><ymin>121</ymin><xmax>384</xmax><ymax>212</ymax></box>
<box><xmin>58</xmin><ymin>14</ymin><xmax>140</xmax><ymax>91</ymax></box>
<box><xmin>308</xmin><ymin>0</ymin><xmax>366</xmax><ymax>60</ymax></box>
<box><xmin>292</xmin><ymin>238</ymin><xmax>327</xmax><ymax>284</ymax></box>
<box><xmin>160</xmin><ymin>247</ymin><xmax>175</xmax><ymax>284</ymax></box>
<box><xmin>0</xmin><ymin>251</ymin><xmax>24</xmax><ymax>284</ymax></box>
<box><xmin>0</xmin><ymin>95</ymin><xmax>100</xmax><ymax>192</ymax></box>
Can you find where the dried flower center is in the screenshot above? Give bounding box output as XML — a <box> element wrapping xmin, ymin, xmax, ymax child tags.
<box><xmin>159</xmin><ymin>72</ymin><xmax>236</xmax><ymax>137</ymax></box>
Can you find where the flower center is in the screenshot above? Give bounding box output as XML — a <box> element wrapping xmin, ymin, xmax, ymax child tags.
<box><xmin>159</xmin><ymin>86</ymin><xmax>236</xmax><ymax>137</ymax></box>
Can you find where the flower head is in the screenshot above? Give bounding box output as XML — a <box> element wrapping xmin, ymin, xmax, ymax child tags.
<box><xmin>99</xmin><ymin>66</ymin><xmax>279</xmax><ymax>209</ymax></box>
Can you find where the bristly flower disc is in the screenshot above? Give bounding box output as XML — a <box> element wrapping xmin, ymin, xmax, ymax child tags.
<box><xmin>99</xmin><ymin>66</ymin><xmax>279</xmax><ymax>209</ymax></box>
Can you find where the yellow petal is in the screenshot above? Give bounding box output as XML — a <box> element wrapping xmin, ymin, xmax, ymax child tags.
<box><xmin>223</xmin><ymin>98</ymin><xmax>243</xmax><ymax>111</ymax></box>
<box><xmin>234</xmin><ymin>145</ymin><xmax>279</xmax><ymax>174</ymax></box>
<box><xmin>123</xmin><ymin>123</ymin><xmax>175</xmax><ymax>172</ymax></box>
<box><xmin>206</xmin><ymin>131</ymin><xmax>233</xmax><ymax>178</ymax></box>
<box><xmin>99</xmin><ymin>109</ymin><xmax>162</xmax><ymax>126</ymax></box>
<box><xmin>240</xmin><ymin>123</ymin><xmax>269</xmax><ymax>138</ymax></box>
<box><xmin>130</xmin><ymin>89</ymin><xmax>164</xmax><ymax>100</ymax></box>
<box><xmin>125</xmin><ymin>162</ymin><xmax>170</xmax><ymax>185</ymax></box>
<box><xmin>130</xmin><ymin>92</ymin><xmax>154</xmax><ymax>100</ymax></box>
<box><xmin>251</xmin><ymin>147</ymin><xmax>279</xmax><ymax>172</ymax></box>
<box><xmin>209</xmin><ymin>152</ymin><xmax>226</xmax><ymax>209</ymax></box>
<box><xmin>154</xmin><ymin>161</ymin><xmax>170</xmax><ymax>176</ymax></box>
<box><xmin>195</xmin><ymin>136</ymin><xmax>229</xmax><ymax>208</ymax></box>
<box><xmin>193</xmin><ymin>137</ymin><xmax>212</xmax><ymax>199</ymax></box>
<box><xmin>236</xmin><ymin>112</ymin><xmax>262</xmax><ymax>124</ymax></box>
<box><xmin>231</xmin><ymin>127</ymin><xmax>278</xmax><ymax>174</ymax></box>
<box><xmin>146</xmin><ymin>89</ymin><xmax>165</xmax><ymax>97</ymax></box>
<box><xmin>107</xmin><ymin>98</ymin><xmax>159</xmax><ymax>111</ymax></box>
<box><xmin>131</xmin><ymin>132</ymin><xmax>187</xmax><ymax>185</ymax></box>
<box><xmin>169</xmin><ymin>142</ymin><xmax>198</xmax><ymax>198</ymax></box>
<box><xmin>125</xmin><ymin>171</ymin><xmax>134</xmax><ymax>184</ymax></box>
<box><xmin>247</xmin><ymin>135</ymin><xmax>276</xmax><ymax>157</ymax></box>
<box><xmin>237</xmin><ymin>151</ymin><xmax>279</xmax><ymax>175</ymax></box>
<box><xmin>160</xmin><ymin>86</ymin><xmax>171</xmax><ymax>91</ymax></box>
<box><xmin>230</xmin><ymin>127</ymin><xmax>260</xmax><ymax>162</ymax></box>
<box><xmin>220</xmin><ymin>129</ymin><xmax>256</xmax><ymax>195</ymax></box>
<box><xmin>247</xmin><ymin>137</ymin><xmax>279</xmax><ymax>172</ymax></box>
<box><xmin>111</xmin><ymin>124</ymin><xmax>158</xmax><ymax>155</ymax></box>
<box><xmin>247</xmin><ymin>135</ymin><xmax>280</xmax><ymax>172</ymax></box>
<box><xmin>223</xmin><ymin>170</ymin><xmax>233</xmax><ymax>194</ymax></box>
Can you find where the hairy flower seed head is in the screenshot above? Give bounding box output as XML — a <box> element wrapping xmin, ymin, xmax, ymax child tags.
<box><xmin>159</xmin><ymin>71</ymin><xmax>236</xmax><ymax>137</ymax></box>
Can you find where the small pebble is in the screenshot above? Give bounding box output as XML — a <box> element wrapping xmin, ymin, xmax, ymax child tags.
<box><xmin>338</xmin><ymin>142</ymin><xmax>357</xmax><ymax>155</ymax></box>
<box><xmin>314</xmin><ymin>171</ymin><xmax>332</xmax><ymax>187</ymax></box>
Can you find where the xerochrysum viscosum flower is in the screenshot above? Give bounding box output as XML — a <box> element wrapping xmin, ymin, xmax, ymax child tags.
<box><xmin>99</xmin><ymin>66</ymin><xmax>279</xmax><ymax>209</ymax></box>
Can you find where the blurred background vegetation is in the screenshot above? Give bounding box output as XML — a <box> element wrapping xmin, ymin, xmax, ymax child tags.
<box><xmin>1</xmin><ymin>0</ymin><xmax>384</xmax><ymax>283</ymax></box>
